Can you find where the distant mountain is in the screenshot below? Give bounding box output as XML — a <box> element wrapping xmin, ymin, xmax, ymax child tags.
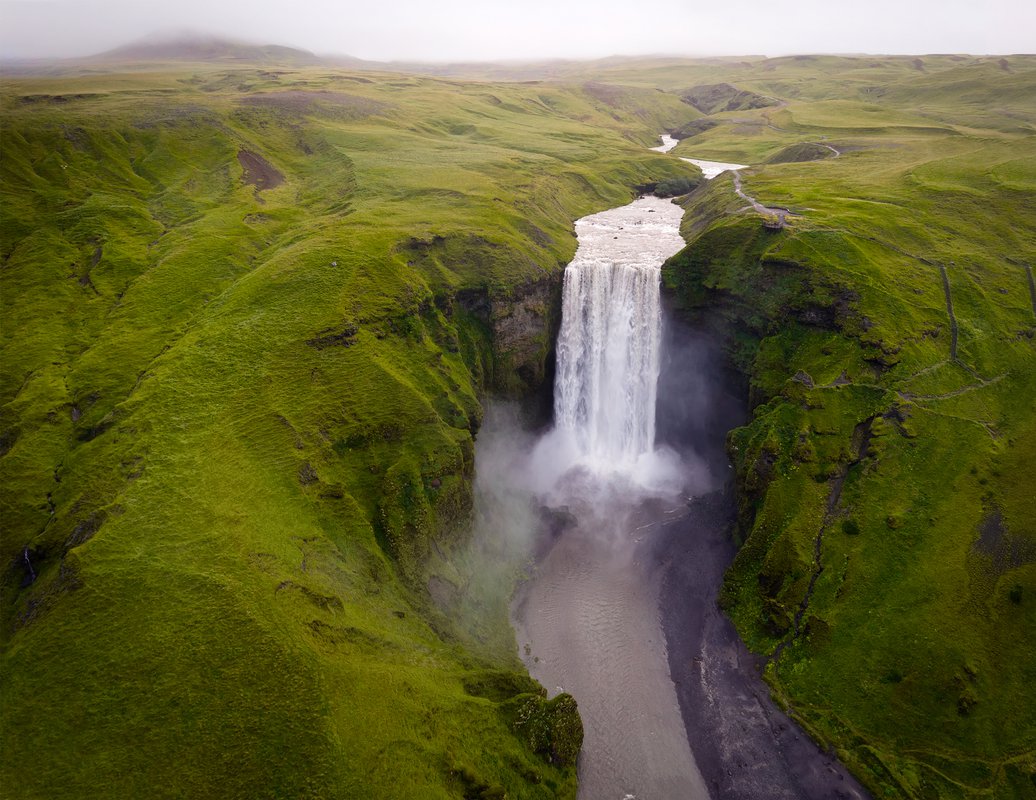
<box><xmin>88</xmin><ymin>32</ymin><xmax>327</xmax><ymax>66</ymax></box>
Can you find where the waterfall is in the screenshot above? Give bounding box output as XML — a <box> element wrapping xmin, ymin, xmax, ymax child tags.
<box><xmin>554</xmin><ymin>247</ymin><xmax>663</xmax><ymax>463</ymax></box>
<box><xmin>552</xmin><ymin>196</ymin><xmax>686</xmax><ymax>472</ymax></box>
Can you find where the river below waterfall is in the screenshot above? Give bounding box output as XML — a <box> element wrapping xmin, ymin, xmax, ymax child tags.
<box><xmin>513</xmin><ymin>196</ymin><xmax>710</xmax><ymax>799</ymax></box>
<box><xmin>482</xmin><ymin>189</ymin><xmax>869</xmax><ymax>799</ymax></box>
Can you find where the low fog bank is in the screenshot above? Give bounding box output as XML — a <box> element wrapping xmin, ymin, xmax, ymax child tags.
<box><xmin>3</xmin><ymin>0</ymin><xmax>1033</xmax><ymax>63</ymax></box>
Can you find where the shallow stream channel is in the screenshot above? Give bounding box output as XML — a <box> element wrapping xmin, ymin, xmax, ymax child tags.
<box><xmin>474</xmin><ymin>143</ymin><xmax>869</xmax><ymax>799</ymax></box>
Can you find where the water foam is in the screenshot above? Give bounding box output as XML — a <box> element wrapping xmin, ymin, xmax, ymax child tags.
<box><xmin>541</xmin><ymin>195</ymin><xmax>686</xmax><ymax>490</ymax></box>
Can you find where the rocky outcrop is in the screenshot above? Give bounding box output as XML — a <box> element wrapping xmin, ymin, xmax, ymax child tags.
<box><xmin>456</xmin><ymin>275</ymin><xmax>563</xmax><ymax>397</ymax></box>
<box><xmin>680</xmin><ymin>83</ymin><xmax>778</xmax><ymax>115</ymax></box>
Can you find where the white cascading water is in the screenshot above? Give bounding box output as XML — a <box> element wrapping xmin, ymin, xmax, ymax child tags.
<box><xmin>552</xmin><ymin>195</ymin><xmax>687</xmax><ymax>473</ymax></box>
<box><xmin>514</xmin><ymin>190</ymin><xmax>713</xmax><ymax>799</ymax></box>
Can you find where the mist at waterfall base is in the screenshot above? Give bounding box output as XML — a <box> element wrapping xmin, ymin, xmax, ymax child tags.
<box><xmin>473</xmin><ymin>302</ymin><xmax>734</xmax><ymax>558</ymax></box>
<box><xmin>466</xmin><ymin>198</ymin><xmax>867</xmax><ymax>800</ymax></box>
<box><xmin>472</xmin><ymin>194</ymin><xmax>735</xmax><ymax>571</ymax></box>
<box><xmin>522</xmin><ymin>323</ymin><xmax>715</xmax><ymax>509</ymax></box>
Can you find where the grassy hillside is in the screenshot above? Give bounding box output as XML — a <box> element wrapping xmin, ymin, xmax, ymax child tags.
<box><xmin>4</xmin><ymin>51</ymin><xmax>1034</xmax><ymax>800</ymax></box>
<box><xmin>0</xmin><ymin>65</ymin><xmax>699</xmax><ymax>798</ymax></box>
<box><xmin>662</xmin><ymin>55</ymin><xmax>1036</xmax><ymax>799</ymax></box>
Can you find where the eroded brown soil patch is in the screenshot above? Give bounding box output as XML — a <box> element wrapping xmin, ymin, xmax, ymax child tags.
<box><xmin>237</xmin><ymin>149</ymin><xmax>284</xmax><ymax>191</ymax></box>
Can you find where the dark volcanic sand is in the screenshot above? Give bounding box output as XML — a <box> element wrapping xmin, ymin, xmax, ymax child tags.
<box><xmin>637</xmin><ymin>140</ymin><xmax>866</xmax><ymax>797</ymax></box>
<box><xmin>654</xmin><ymin>490</ymin><xmax>869</xmax><ymax>800</ymax></box>
<box><xmin>656</xmin><ymin>323</ymin><xmax>869</xmax><ymax>799</ymax></box>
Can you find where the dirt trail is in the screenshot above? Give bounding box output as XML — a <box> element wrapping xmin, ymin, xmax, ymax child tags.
<box><xmin>1019</xmin><ymin>261</ymin><xmax>1036</xmax><ymax>317</ymax></box>
<box><xmin>810</xmin><ymin>142</ymin><xmax>841</xmax><ymax>157</ymax></box>
<box><xmin>732</xmin><ymin>170</ymin><xmax>790</xmax><ymax>225</ymax></box>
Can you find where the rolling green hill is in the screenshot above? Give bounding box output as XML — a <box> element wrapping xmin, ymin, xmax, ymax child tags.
<box><xmin>662</xmin><ymin>55</ymin><xmax>1036</xmax><ymax>800</ymax></box>
<box><xmin>2</xmin><ymin>50</ymin><xmax>1034</xmax><ymax>800</ymax></box>
<box><xmin>0</xmin><ymin>64</ymin><xmax>697</xmax><ymax>798</ymax></box>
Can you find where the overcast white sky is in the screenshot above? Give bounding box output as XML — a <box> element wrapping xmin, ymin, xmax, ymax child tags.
<box><xmin>1</xmin><ymin>0</ymin><xmax>1033</xmax><ymax>61</ymax></box>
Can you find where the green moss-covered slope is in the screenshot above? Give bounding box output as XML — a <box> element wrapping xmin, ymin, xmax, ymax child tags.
<box><xmin>663</xmin><ymin>56</ymin><xmax>1036</xmax><ymax>800</ymax></box>
<box><xmin>5</xmin><ymin>52</ymin><xmax>1034</xmax><ymax>800</ymax></box>
<box><xmin>0</xmin><ymin>66</ymin><xmax>699</xmax><ymax>798</ymax></box>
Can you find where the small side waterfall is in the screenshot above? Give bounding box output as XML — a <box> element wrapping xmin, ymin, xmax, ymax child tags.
<box><xmin>552</xmin><ymin>196</ymin><xmax>686</xmax><ymax>471</ymax></box>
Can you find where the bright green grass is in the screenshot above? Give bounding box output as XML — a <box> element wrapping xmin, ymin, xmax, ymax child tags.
<box><xmin>4</xmin><ymin>52</ymin><xmax>1036</xmax><ymax>800</ymax></box>
<box><xmin>663</xmin><ymin>55</ymin><xmax>1036</xmax><ymax>800</ymax></box>
<box><xmin>0</xmin><ymin>65</ymin><xmax>700</xmax><ymax>798</ymax></box>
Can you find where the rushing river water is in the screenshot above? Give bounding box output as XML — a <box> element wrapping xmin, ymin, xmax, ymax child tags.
<box><xmin>651</xmin><ymin>133</ymin><xmax>749</xmax><ymax>180</ymax></box>
<box><xmin>650</xmin><ymin>134</ymin><xmax>680</xmax><ymax>153</ymax></box>
<box><xmin>511</xmin><ymin>196</ymin><xmax>712</xmax><ymax>799</ymax></box>
<box><xmin>491</xmin><ymin>140</ymin><xmax>870</xmax><ymax>800</ymax></box>
<box><xmin>679</xmin><ymin>157</ymin><xmax>749</xmax><ymax>180</ymax></box>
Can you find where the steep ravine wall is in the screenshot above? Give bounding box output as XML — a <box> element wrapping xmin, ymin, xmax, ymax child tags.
<box><xmin>661</xmin><ymin>185</ymin><xmax>1036</xmax><ymax>799</ymax></box>
<box><xmin>413</xmin><ymin>270</ymin><xmax>586</xmax><ymax>774</ymax></box>
<box><xmin>455</xmin><ymin>275</ymin><xmax>563</xmax><ymax>399</ymax></box>
<box><xmin>395</xmin><ymin>271</ymin><xmax>563</xmax><ymax>621</ymax></box>
<box><xmin>406</xmin><ymin>275</ymin><xmax>563</xmax><ymax>570</ymax></box>
<box><xmin>394</xmin><ymin>275</ymin><xmax>563</xmax><ymax>600</ymax></box>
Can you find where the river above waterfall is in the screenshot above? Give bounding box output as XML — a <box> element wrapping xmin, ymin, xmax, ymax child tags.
<box><xmin>650</xmin><ymin>134</ymin><xmax>679</xmax><ymax>153</ymax></box>
<box><xmin>648</xmin><ymin>134</ymin><xmax>747</xmax><ymax>181</ymax></box>
<box><xmin>679</xmin><ymin>157</ymin><xmax>749</xmax><ymax>180</ymax></box>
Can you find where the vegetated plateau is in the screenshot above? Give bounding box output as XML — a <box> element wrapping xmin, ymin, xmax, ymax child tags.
<box><xmin>1</xmin><ymin>43</ymin><xmax>1034</xmax><ymax>800</ymax></box>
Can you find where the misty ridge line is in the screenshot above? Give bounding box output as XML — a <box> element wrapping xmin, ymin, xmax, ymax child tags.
<box><xmin>2</xmin><ymin>25</ymin><xmax>1034</xmax><ymax>67</ymax></box>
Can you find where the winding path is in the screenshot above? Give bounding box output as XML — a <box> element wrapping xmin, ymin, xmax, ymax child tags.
<box><xmin>1025</xmin><ymin>263</ymin><xmax>1036</xmax><ymax>317</ymax></box>
<box><xmin>731</xmin><ymin>170</ymin><xmax>790</xmax><ymax>226</ymax></box>
<box><xmin>1008</xmin><ymin>258</ymin><xmax>1036</xmax><ymax>317</ymax></box>
<box><xmin>672</xmin><ymin>152</ymin><xmax>793</xmax><ymax>224</ymax></box>
<box><xmin>811</xmin><ymin>142</ymin><xmax>841</xmax><ymax>158</ymax></box>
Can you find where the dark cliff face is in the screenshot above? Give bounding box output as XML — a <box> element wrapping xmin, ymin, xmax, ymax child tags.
<box><xmin>359</xmin><ymin>271</ymin><xmax>564</xmax><ymax>592</ymax></box>
<box><xmin>456</xmin><ymin>275</ymin><xmax>564</xmax><ymax>402</ymax></box>
<box><xmin>412</xmin><ymin>272</ymin><xmax>562</xmax><ymax>582</ymax></box>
